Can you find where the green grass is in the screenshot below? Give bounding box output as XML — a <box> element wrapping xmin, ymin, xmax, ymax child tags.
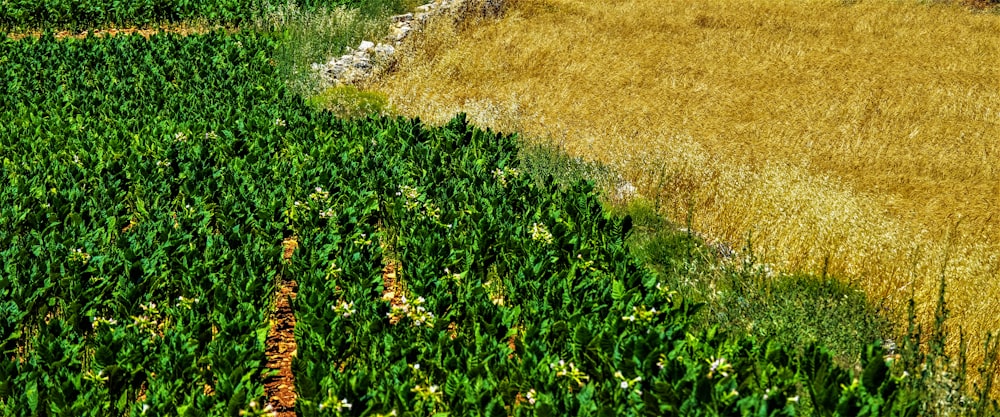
<box><xmin>628</xmin><ymin>198</ymin><xmax>893</xmax><ymax>367</ymax></box>
<box><xmin>306</xmin><ymin>85</ymin><xmax>394</xmax><ymax>118</ymax></box>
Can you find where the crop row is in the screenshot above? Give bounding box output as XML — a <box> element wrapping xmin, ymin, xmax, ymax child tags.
<box><xmin>0</xmin><ymin>32</ymin><xmax>329</xmax><ymax>415</ymax></box>
<box><xmin>284</xmin><ymin>113</ymin><xmax>929</xmax><ymax>416</ymax></box>
<box><xmin>0</xmin><ymin>0</ymin><xmax>360</xmax><ymax>31</ymax></box>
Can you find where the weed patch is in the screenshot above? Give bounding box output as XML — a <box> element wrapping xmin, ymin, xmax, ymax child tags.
<box><xmin>307</xmin><ymin>85</ymin><xmax>394</xmax><ymax>118</ymax></box>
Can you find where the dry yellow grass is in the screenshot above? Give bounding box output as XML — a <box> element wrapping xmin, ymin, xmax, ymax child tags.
<box><xmin>371</xmin><ymin>0</ymin><xmax>1000</xmax><ymax>369</ymax></box>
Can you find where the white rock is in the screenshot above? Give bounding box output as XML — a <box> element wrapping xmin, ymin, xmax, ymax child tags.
<box><xmin>353</xmin><ymin>57</ymin><xmax>371</xmax><ymax>69</ymax></box>
<box><xmin>392</xmin><ymin>26</ymin><xmax>411</xmax><ymax>42</ymax></box>
<box><xmin>373</xmin><ymin>43</ymin><xmax>396</xmax><ymax>56</ymax></box>
<box><xmin>358</xmin><ymin>41</ymin><xmax>375</xmax><ymax>51</ymax></box>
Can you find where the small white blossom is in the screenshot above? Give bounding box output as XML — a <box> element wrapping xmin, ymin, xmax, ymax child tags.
<box><xmin>332</xmin><ymin>301</ymin><xmax>356</xmax><ymax>317</ymax></box>
<box><xmin>525</xmin><ymin>389</ymin><xmax>537</xmax><ymax>404</ymax></box>
<box><xmin>530</xmin><ymin>223</ymin><xmax>554</xmax><ymax>245</ymax></box>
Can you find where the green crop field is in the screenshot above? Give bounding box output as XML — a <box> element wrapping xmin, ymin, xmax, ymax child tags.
<box><xmin>0</xmin><ymin>0</ymin><xmax>370</xmax><ymax>30</ymax></box>
<box><xmin>1</xmin><ymin>1</ymin><xmax>998</xmax><ymax>416</ymax></box>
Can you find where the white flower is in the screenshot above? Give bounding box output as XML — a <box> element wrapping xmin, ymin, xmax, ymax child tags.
<box><xmin>708</xmin><ymin>356</ymin><xmax>732</xmax><ymax>379</ymax></box>
<box><xmin>620</xmin><ymin>381</ymin><xmax>629</xmax><ymax>389</ymax></box>
<box><xmin>530</xmin><ymin>223</ymin><xmax>554</xmax><ymax>244</ymax></box>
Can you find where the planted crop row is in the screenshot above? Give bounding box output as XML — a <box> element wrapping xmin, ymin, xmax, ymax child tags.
<box><xmin>0</xmin><ymin>0</ymin><xmax>363</xmax><ymax>31</ymax></box>
<box><xmin>0</xmin><ymin>32</ymin><xmax>336</xmax><ymax>415</ymax></box>
<box><xmin>284</xmin><ymin>114</ymin><xmax>925</xmax><ymax>416</ymax></box>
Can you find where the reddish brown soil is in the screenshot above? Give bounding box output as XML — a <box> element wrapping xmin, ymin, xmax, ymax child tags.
<box><xmin>264</xmin><ymin>279</ymin><xmax>298</xmax><ymax>417</ymax></box>
<box><xmin>381</xmin><ymin>261</ymin><xmax>405</xmax><ymax>325</ymax></box>
<box><xmin>263</xmin><ymin>238</ymin><xmax>299</xmax><ymax>416</ymax></box>
<box><xmin>4</xmin><ymin>24</ymin><xmax>232</xmax><ymax>41</ymax></box>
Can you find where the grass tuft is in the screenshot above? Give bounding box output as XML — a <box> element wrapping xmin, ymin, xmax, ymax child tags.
<box><xmin>307</xmin><ymin>85</ymin><xmax>395</xmax><ymax>118</ymax></box>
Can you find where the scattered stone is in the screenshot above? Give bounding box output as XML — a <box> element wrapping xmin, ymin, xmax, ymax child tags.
<box><xmin>373</xmin><ymin>43</ymin><xmax>396</xmax><ymax>58</ymax></box>
<box><xmin>392</xmin><ymin>13</ymin><xmax>414</xmax><ymax>23</ymax></box>
<box><xmin>310</xmin><ymin>0</ymin><xmax>458</xmax><ymax>88</ymax></box>
<box><xmin>391</xmin><ymin>25</ymin><xmax>412</xmax><ymax>42</ymax></box>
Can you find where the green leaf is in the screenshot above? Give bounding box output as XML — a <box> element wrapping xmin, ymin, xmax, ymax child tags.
<box><xmin>226</xmin><ymin>388</ymin><xmax>247</xmax><ymax>417</ymax></box>
<box><xmin>861</xmin><ymin>353</ymin><xmax>889</xmax><ymax>394</ymax></box>
<box><xmin>26</xmin><ymin>379</ymin><xmax>39</xmax><ymax>413</ymax></box>
<box><xmin>535</xmin><ymin>402</ymin><xmax>556</xmax><ymax>417</ymax></box>
<box><xmin>611</xmin><ymin>280</ymin><xmax>625</xmax><ymax>301</ymax></box>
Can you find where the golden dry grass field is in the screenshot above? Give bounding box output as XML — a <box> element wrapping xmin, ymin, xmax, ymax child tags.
<box><xmin>372</xmin><ymin>0</ymin><xmax>1000</xmax><ymax>368</ymax></box>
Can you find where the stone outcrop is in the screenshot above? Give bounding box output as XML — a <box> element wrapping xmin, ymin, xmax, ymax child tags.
<box><xmin>311</xmin><ymin>0</ymin><xmax>456</xmax><ymax>87</ymax></box>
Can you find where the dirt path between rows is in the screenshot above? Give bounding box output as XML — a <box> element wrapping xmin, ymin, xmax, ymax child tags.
<box><xmin>263</xmin><ymin>238</ymin><xmax>299</xmax><ymax>417</ymax></box>
<box><xmin>4</xmin><ymin>25</ymin><xmax>231</xmax><ymax>40</ymax></box>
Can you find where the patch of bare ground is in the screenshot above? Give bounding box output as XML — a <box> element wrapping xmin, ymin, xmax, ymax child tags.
<box><xmin>381</xmin><ymin>260</ymin><xmax>406</xmax><ymax>325</ymax></box>
<box><xmin>263</xmin><ymin>237</ymin><xmax>300</xmax><ymax>417</ymax></box>
<box><xmin>4</xmin><ymin>23</ymin><xmax>232</xmax><ymax>40</ymax></box>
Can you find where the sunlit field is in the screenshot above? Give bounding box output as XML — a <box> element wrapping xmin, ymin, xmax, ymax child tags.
<box><xmin>373</xmin><ymin>0</ymin><xmax>1000</xmax><ymax>369</ymax></box>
